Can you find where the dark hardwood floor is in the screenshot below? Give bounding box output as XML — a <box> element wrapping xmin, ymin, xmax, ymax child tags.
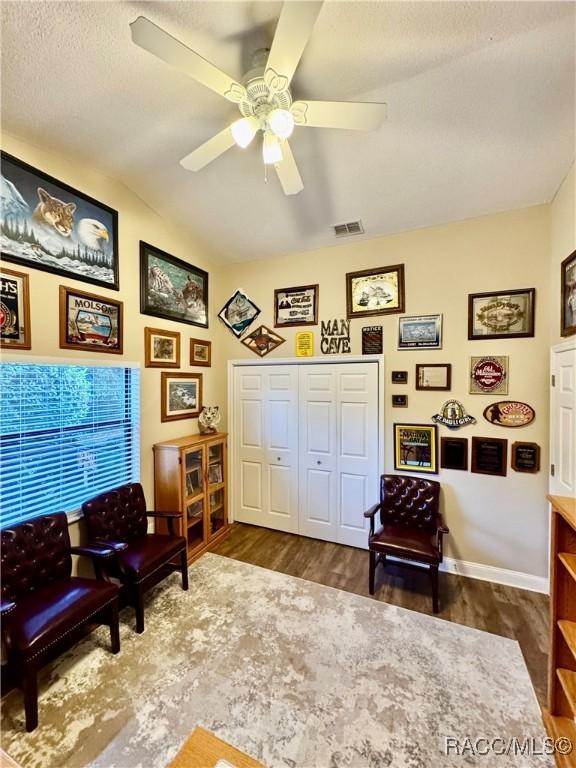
<box><xmin>213</xmin><ymin>522</ymin><xmax>549</xmax><ymax>706</ymax></box>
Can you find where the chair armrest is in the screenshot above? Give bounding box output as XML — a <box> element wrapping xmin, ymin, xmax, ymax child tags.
<box><xmin>436</xmin><ymin>512</ymin><xmax>449</xmax><ymax>535</ymax></box>
<box><xmin>0</xmin><ymin>599</ymin><xmax>17</xmax><ymax>617</ymax></box>
<box><xmin>363</xmin><ymin>503</ymin><xmax>381</xmax><ymax>519</ymax></box>
<box><xmin>146</xmin><ymin>511</ymin><xmax>181</xmax><ymax>519</ymax></box>
<box><xmin>71</xmin><ymin>542</ymin><xmax>127</xmax><ymax>559</ymax></box>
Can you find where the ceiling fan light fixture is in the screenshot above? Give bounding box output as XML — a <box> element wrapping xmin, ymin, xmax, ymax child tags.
<box><xmin>268</xmin><ymin>108</ymin><xmax>294</xmax><ymax>139</ymax></box>
<box><xmin>231</xmin><ymin>116</ymin><xmax>259</xmax><ymax>148</ymax></box>
<box><xmin>262</xmin><ymin>132</ymin><xmax>283</xmax><ymax>165</ymax></box>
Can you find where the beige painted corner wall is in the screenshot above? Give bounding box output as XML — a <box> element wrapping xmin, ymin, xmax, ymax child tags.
<box><xmin>0</xmin><ymin>133</ymin><xmax>227</xmax><ymax>551</ymax></box>
<box><xmin>550</xmin><ymin>163</ymin><xmax>576</xmax><ymax>346</ymax></box>
<box><xmin>216</xmin><ymin>205</ymin><xmax>552</xmax><ymax>579</ymax></box>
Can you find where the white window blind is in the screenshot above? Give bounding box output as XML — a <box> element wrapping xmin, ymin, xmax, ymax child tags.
<box><xmin>0</xmin><ymin>362</ymin><xmax>140</xmax><ymax>528</ymax></box>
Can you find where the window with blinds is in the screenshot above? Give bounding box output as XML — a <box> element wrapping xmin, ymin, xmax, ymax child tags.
<box><xmin>0</xmin><ymin>362</ymin><xmax>140</xmax><ymax>528</ymax></box>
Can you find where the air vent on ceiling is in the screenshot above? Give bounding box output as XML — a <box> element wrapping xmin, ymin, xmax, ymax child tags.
<box><xmin>333</xmin><ymin>220</ymin><xmax>364</xmax><ymax>238</ymax></box>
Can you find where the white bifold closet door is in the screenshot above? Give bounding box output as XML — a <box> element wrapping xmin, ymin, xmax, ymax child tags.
<box><xmin>233</xmin><ymin>361</ymin><xmax>379</xmax><ymax>548</ymax></box>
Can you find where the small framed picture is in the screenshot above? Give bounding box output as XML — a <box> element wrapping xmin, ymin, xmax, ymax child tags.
<box><xmin>274</xmin><ymin>284</ymin><xmax>318</xmax><ymax>327</ymax></box>
<box><xmin>398</xmin><ymin>314</ymin><xmax>442</xmax><ymax>349</ymax></box>
<box><xmin>392</xmin><ymin>394</ymin><xmax>408</xmax><ymax>408</ymax></box>
<box><xmin>161</xmin><ymin>372</ymin><xmax>202</xmax><ymax>422</ymax></box>
<box><xmin>511</xmin><ymin>442</ymin><xmax>540</xmax><ymax>473</ymax></box>
<box><xmin>59</xmin><ymin>286</ymin><xmax>123</xmax><ymax>354</ymax></box>
<box><xmin>1</xmin><ymin>267</ymin><xmax>31</xmax><ymax>350</ymax></box>
<box><xmin>391</xmin><ymin>370</ymin><xmax>408</xmax><ymax>384</ymax></box>
<box><xmin>190</xmin><ymin>338</ymin><xmax>211</xmax><ymax>367</ymax></box>
<box><xmin>416</xmin><ymin>364</ymin><xmax>451</xmax><ymax>391</ymax></box>
<box><xmin>394</xmin><ymin>423</ymin><xmax>438</xmax><ymax>474</ymax></box>
<box><xmin>219</xmin><ymin>289</ymin><xmax>261</xmax><ymax>337</ymax></box>
<box><xmin>468</xmin><ymin>288</ymin><xmax>535</xmax><ymax>340</ymax></box>
<box><xmin>471</xmin><ymin>436</ymin><xmax>507</xmax><ymax>477</ymax></box>
<box><xmin>346</xmin><ymin>264</ymin><xmax>405</xmax><ymax>319</ymax></box>
<box><xmin>144</xmin><ymin>327</ymin><xmax>180</xmax><ymax>368</ymax></box>
<box><xmin>561</xmin><ymin>251</ymin><xmax>576</xmax><ymax>337</ymax></box>
<box><xmin>441</xmin><ymin>437</ymin><xmax>468</xmax><ymax>471</ymax></box>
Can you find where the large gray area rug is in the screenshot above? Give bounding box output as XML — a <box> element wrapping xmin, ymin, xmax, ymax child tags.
<box><xmin>1</xmin><ymin>553</ymin><xmax>551</xmax><ymax>768</ymax></box>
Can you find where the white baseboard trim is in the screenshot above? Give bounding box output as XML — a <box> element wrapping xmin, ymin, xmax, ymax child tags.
<box><xmin>441</xmin><ymin>556</ymin><xmax>549</xmax><ymax>594</ymax></box>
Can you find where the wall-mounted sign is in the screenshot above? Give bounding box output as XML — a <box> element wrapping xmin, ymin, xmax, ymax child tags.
<box><xmin>483</xmin><ymin>401</ymin><xmax>535</xmax><ymax>428</ymax></box>
<box><xmin>320</xmin><ymin>319</ymin><xmax>351</xmax><ymax>354</ymax></box>
<box><xmin>398</xmin><ymin>314</ymin><xmax>442</xmax><ymax>349</ymax></box>
<box><xmin>391</xmin><ymin>370</ymin><xmax>408</xmax><ymax>384</ymax></box>
<box><xmin>469</xmin><ymin>356</ymin><xmax>508</xmax><ymax>394</ymax></box>
<box><xmin>392</xmin><ymin>394</ymin><xmax>408</xmax><ymax>408</ymax></box>
<box><xmin>432</xmin><ymin>400</ymin><xmax>476</xmax><ymax>430</ymax></box>
<box><xmin>296</xmin><ymin>331</ymin><xmax>314</xmax><ymax>357</ymax></box>
<box><xmin>440</xmin><ymin>437</ymin><xmax>468</xmax><ymax>470</ymax></box>
<box><xmin>241</xmin><ymin>325</ymin><xmax>285</xmax><ymax>357</ymax></box>
<box><xmin>471</xmin><ymin>436</ymin><xmax>507</xmax><ymax>477</ymax></box>
<box><xmin>511</xmin><ymin>442</ymin><xmax>540</xmax><ymax>473</ymax></box>
<box><xmin>275</xmin><ymin>284</ymin><xmax>319</xmax><ymax>327</ymax></box>
<box><xmin>362</xmin><ymin>325</ymin><xmax>383</xmax><ymax>354</ymax></box>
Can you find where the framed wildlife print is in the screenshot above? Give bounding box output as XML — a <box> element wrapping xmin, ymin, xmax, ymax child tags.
<box><xmin>398</xmin><ymin>314</ymin><xmax>442</xmax><ymax>349</ymax></box>
<box><xmin>346</xmin><ymin>264</ymin><xmax>405</xmax><ymax>319</ymax></box>
<box><xmin>1</xmin><ymin>152</ymin><xmax>119</xmax><ymax>290</ymax></box>
<box><xmin>416</xmin><ymin>364</ymin><xmax>451</xmax><ymax>391</ymax></box>
<box><xmin>274</xmin><ymin>284</ymin><xmax>318</xmax><ymax>327</ymax></box>
<box><xmin>0</xmin><ymin>267</ymin><xmax>31</xmax><ymax>349</ymax></box>
<box><xmin>218</xmin><ymin>289</ymin><xmax>260</xmax><ymax>337</ymax></box>
<box><xmin>561</xmin><ymin>250</ymin><xmax>576</xmax><ymax>337</ymax></box>
<box><xmin>140</xmin><ymin>241</ymin><xmax>208</xmax><ymax>328</ymax></box>
<box><xmin>161</xmin><ymin>372</ymin><xmax>202</xmax><ymax>422</ymax></box>
<box><xmin>59</xmin><ymin>286</ymin><xmax>123</xmax><ymax>354</ymax></box>
<box><xmin>190</xmin><ymin>338</ymin><xmax>211</xmax><ymax>367</ymax></box>
<box><xmin>394</xmin><ymin>423</ymin><xmax>438</xmax><ymax>474</ymax></box>
<box><xmin>468</xmin><ymin>288</ymin><xmax>535</xmax><ymax>339</ymax></box>
<box><xmin>242</xmin><ymin>325</ymin><xmax>286</xmax><ymax>357</ymax></box>
<box><xmin>471</xmin><ymin>436</ymin><xmax>507</xmax><ymax>477</ymax></box>
<box><xmin>144</xmin><ymin>327</ymin><xmax>180</xmax><ymax>368</ymax></box>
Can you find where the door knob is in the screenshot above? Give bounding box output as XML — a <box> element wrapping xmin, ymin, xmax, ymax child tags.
<box><xmin>317</xmin><ymin>460</ymin><xmax>322</xmax><ymax>465</ymax></box>
<box><xmin>277</xmin><ymin>457</ymin><xmax>281</xmax><ymax>461</ymax></box>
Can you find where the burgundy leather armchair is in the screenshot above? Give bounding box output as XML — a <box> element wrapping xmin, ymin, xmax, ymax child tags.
<box><xmin>364</xmin><ymin>475</ymin><xmax>449</xmax><ymax>613</ymax></box>
<box><xmin>1</xmin><ymin>513</ymin><xmax>123</xmax><ymax>731</ymax></box>
<box><xmin>81</xmin><ymin>482</ymin><xmax>188</xmax><ymax>634</ymax></box>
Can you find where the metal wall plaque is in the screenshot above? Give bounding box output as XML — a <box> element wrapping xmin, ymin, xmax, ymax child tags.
<box><xmin>483</xmin><ymin>401</ymin><xmax>535</xmax><ymax>427</ymax></box>
<box><xmin>432</xmin><ymin>400</ymin><xmax>476</xmax><ymax>429</ymax></box>
<box><xmin>440</xmin><ymin>437</ymin><xmax>468</xmax><ymax>470</ymax></box>
<box><xmin>362</xmin><ymin>325</ymin><xmax>383</xmax><ymax>354</ymax></box>
<box><xmin>469</xmin><ymin>356</ymin><xmax>508</xmax><ymax>394</ymax></box>
<box><xmin>511</xmin><ymin>442</ymin><xmax>540</xmax><ymax>473</ymax></box>
<box><xmin>471</xmin><ymin>436</ymin><xmax>507</xmax><ymax>477</ymax></box>
<box><xmin>320</xmin><ymin>319</ymin><xmax>351</xmax><ymax>354</ymax></box>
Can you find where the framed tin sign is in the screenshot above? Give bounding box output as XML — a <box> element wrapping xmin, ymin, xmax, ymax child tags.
<box><xmin>511</xmin><ymin>442</ymin><xmax>540</xmax><ymax>473</ymax></box>
<box><xmin>274</xmin><ymin>284</ymin><xmax>318</xmax><ymax>327</ymax></box>
<box><xmin>483</xmin><ymin>401</ymin><xmax>535</xmax><ymax>428</ymax></box>
<box><xmin>362</xmin><ymin>326</ymin><xmax>383</xmax><ymax>354</ymax></box>
<box><xmin>59</xmin><ymin>285</ymin><xmax>123</xmax><ymax>354</ymax></box>
<box><xmin>468</xmin><ymin>288</ymin><xmax>535</xmax><ymax>339</ymax></box>
<box><xmin>469</xmin><ymin>356</ymin><xmax>508</xmax><ymax>395</ymax></box>
<box><xmin>0</xmin><ymin>267</ymin><xmax>31</xmax><ymax>350</ymax></box>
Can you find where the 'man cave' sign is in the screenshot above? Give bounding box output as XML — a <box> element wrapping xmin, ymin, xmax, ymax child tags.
<box><xmin>321</xmin><ymin>319</ymin><xmax>351</xmax><ymax>354</ymax></box>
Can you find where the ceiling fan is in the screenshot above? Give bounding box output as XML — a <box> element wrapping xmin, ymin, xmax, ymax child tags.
<box><xmin>129</xmin><ymin>2</ymin><xmax>387</xmax><ymax>195</ymax></box>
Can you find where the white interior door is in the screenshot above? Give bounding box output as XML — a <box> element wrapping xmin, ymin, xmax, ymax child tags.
<box><xmin>298</xmin><ymin>362</ymin><xmax>379</xmax><ymax>547</ymax></box>
<box><xmin>234</xmin><ymin>365</ymin><xmax>299</xmax><ymax>533</ymax></box>
<box><xmin>550</xmin><ymin>342</ymin><xmax>576</xmax><ymax>498</ymax></box>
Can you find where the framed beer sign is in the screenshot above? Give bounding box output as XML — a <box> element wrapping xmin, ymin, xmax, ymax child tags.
<box><xmin>274</xmin><ymin>284</ymin><xmax>318</xmax><ymax>327</ymax></box>
<box><xmin>468</xmin><ymin>288</ymin><xmax>535</xmax><ymax>340</ymax></box>
<box><xmin>59</xmin><ymin>286</ymin><xmax>123</xmax><ymax>354</ymax></box>
<box><xmin>469</xmin><ymin>356</ymin><xmax>508</xmax><ymax>395</ymax></box>
<box><xmin>394</xmin><ymin>423</ymin><xmax>438</xmax><ymax>474</ymax></box>
<box><xmin>0</xmin><ymin>267</ymin><xmax>31</xmax><ymax>349</ymax></box>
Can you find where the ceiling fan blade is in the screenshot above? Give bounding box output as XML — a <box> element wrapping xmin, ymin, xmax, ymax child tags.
<box><xmin>180</xmin><ymin>127</ymin><xmax>236</xmax><ymax>171</ymax></box>
<box><xmin>292</xmin><ymin>100</ymin><xmax>387</xmax><ymax>131</ymax></box>
<box><xmin>130</xmin><ymin>16</ymin><xmax>246</xmax><ymax>103</ymax></box>
<box><xmin>274</xmin><ymin>141</ymin><xmax>304</xmax><ymax>196</ymax></box>
<box><xmin>265</xmin><ymin>1</ymin><xmax>323</xmax><ymax>89</ymax></box>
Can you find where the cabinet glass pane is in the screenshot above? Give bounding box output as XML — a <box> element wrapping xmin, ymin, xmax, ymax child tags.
<box><xmin>208</xmin><ymin>443</ymin><xmax>224</xmax><ymax>487</ymax></box>
<box><xmin>209</xmin><ymin>488</ymin><xmax>225</xmax><ymax>536</ymax></box>
<box><xmin>185</xmin><ymin>448</ymin><xmax>204</xmax><ymax>498</ymax></box>
<box><xmin>186</xmin><ymin>497</ymin><xmax>205</xmax><ymax>550</ymax></box>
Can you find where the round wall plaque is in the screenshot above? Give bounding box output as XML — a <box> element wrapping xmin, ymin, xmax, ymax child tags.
<box><xmin>471</xmin><ymin>357</ymin><xmax>506</xmax><ymax>393</ymax></box>
<box><xmin>483</xmin><ymin>401</ymin><xmax>535</xmax><ymax>427</ymax></box>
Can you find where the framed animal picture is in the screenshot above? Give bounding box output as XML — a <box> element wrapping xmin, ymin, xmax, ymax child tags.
<box><xmin>144</xmin><ymin>327</ymin><xmax>180</xmax><ymax>368</ymax></box>
<box><xmin>242</xmin><ymin>325</ymin><xmax>285</xmax><ymax>357</ymax></box>
<box><xmin>346</xmin><ymin>264</ymin><xmax>405</xmax><ymax>319</ymax></box>
<box><xmin>0</xmin><ymin>267</ymin><xmax>31</xmax><ymax>350</ymax></box>
<box><xmin>59</xmin><ymin>286</ymin><xmax>123</xmax><ymax>354</ymax></box>
<box><xmin>161</xmin><ymin>372</ymin><xmax>202</xmax><ymax>422</ymax></box>
<box><xmin>190</xmin><ymin>338</ymin><xmax>211</xmax><ymax>367</ymax></box>
<box><xmin>561</xmin><ymin>250</ymin><xmax>576</xmax><ymax>337</ymax></box>
<box><xmin>140</xmin><ymin>241</ymin><xmax>208</xmax><ymax>328</ymax></box>
<box><xmin>1</xmin><ymin>151</ymin><xmax>119</xmax><ymax>290</ymax></box>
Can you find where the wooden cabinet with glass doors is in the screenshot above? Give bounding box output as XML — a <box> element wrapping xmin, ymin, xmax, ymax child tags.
<box><xmin>153</xmin><ymin>432</ymin><xmax>228</xmax><ymax>563</ymax></box>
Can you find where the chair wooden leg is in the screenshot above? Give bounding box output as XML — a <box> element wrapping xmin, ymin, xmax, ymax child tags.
<box><xmin>23</xmin><ymin>662</ymin><xmax>38</xmax><ymax>732</ymax></box>
<box><xmin>109</xmin><ymin>598</ymin><xmax>120</xmax><ymax>653</ymax></box>
<box><xmin>180</xmin><ymin>549</ymin><xmax>189</xmax><ymax>591</ymax></box>
<box><xmin>134</xmin><ymin>585</ymin><xmax>145</xmax><ymax>634</ymax></box>
<box><xmin>369</xmin><ymin>550</ymin><xmax>376</xmax><ymax>595</ymax></box>
<box><xmin>430</xmin><ymin>564</ymin><xmax>439</xmax><ymax>614</ymax></box>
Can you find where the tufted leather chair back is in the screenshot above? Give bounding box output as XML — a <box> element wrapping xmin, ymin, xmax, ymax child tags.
<box><xmin>1</xmin><ymin>513</ymin><xmax>72</xmax><ymax>603</ymax></box>
<box><xmin>82</xmin><ymin>483</ymin><xmax>148</xmax><ymax>543</ymax></box>
<box><xmin>380</xmin><ymin>475</ymin><xmax>440</xmax><ymax>531</ymax></box>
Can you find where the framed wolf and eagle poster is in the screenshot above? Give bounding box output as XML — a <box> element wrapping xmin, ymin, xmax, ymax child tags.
<box><xmin>1</xmin><ymin>152</ymin><xmax>119</xmax><ymax>290</ymax></box>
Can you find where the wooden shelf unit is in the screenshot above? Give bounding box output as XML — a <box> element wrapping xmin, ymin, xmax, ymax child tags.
<box><xmin>546</xmin><ymin>495</ymin><xmax>576</xmax><ymax>764</ymax></box>
<box><xmin>154</xmin><ymin>432</ymin><xmax>229</xmax><ymax>563</ymax></box>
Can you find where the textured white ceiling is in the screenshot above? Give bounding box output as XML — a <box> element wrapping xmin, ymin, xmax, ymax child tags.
<box><xmin>1</xmin><ymin>1</ymin><xmax>574</xmax><ymax>264</ymax></box>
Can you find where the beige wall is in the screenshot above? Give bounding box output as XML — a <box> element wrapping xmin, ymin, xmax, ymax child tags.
<box><xmin>216</xmin><ymin>205</ymin><xmax>552</xmax><ymax>579</ymax></box>
<box><xmin>550</xmin><ymin>163</ymin><xmax>576</xmax><ymax>346</ymax></box>
<box><xmin>1</xmin><ymin>133</ymin><xmax>226</xmax><ymax>552</ymax></box>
